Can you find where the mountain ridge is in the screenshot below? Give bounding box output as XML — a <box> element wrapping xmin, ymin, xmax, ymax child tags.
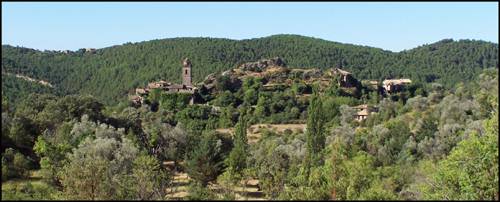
<box><xmin>2</xmin><ymin>34</ymin><xmax>498</xmax><ymax>105</ymax></box>
<box><xmin>3</xmin><ymin>34</ymin><xmax>496</xmax><ymax>53</ymax></box>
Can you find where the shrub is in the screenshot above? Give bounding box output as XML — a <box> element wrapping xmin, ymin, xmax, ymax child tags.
<box><xmin>1</xmin><ymin>148</ymin><xmax>31</xmax><ymax>181</ymax></box>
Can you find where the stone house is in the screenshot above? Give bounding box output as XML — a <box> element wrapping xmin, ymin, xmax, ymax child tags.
<box><xmin>331</xmin><ymin>68</ymin><xmax>357</xmax><ymax>87</ymax></box>
<box><xmin>382</xmin><ymin>79</ymin><xmax>412</xmax><ymax>93</ymax></box>
<box><xmin>352</xmin><ymin>104</ymin><xmax>377</xmax><ymax>122</ymax></box>
<box><xmin>85</xmin><ymin>48</ymin><xmax>96</xmax><ymax>53</ymax></box>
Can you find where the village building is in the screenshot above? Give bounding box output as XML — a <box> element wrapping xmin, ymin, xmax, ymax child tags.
<box><xmin>85</xmin><ymin>48</ymin><xmax>96</xmax><ymax>53</ymax></box>
<box><xmin>135</xmin><ymin>87</ymin><xmax>149</xmax><ymax>95</ymax></box>
<box><xmin>182</xmin><ymin>58</ymin><xmax>193</xmax><ymax>86</ymax></box>
<box><xmin>382</xmin><ymin>79</ymin><xmax>412</xmax><ymax>93</ymax></box>
<box><xmin>331</xmin><ymin>68</ymin><xmax>357</xmax><ymax>87</ymax></box>
<box><xmin>362</xmin><ymin>80</ymin><xmax>379</xmax><ymax>89</ymax></box>
<box><xmin>130</xmin><ymin>95</ymin><xmax>144</xmax><ymax>105</ymax></box>
<box><xmin>131</xmin><ymin>58</ymin><xmax>196</xmax><ymax>106</ymax></box>
<box><xmin>147</xmin><ymin>80</ymin><xmax>170</xmax><ymax>89</ymax></box>
<box><xmin>352</xmin><ymin>104</ymin><xmax>378</xmax><ymax>122</ymax></box>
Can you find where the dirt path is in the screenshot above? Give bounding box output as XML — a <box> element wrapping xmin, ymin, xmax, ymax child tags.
<box><xmin>3</xmin><ymin>72</ymin><xmax>54</xmax><ymax>87</ymax></box>
<box><xmin>216</xmin><ymin>123</ymin><xmax>306</xmax><ymax>144</ymax></box>
<box><xmin>165</xmin><ymin>172</ymin><xmax>190</xmax><ymax>199</ymax></box>
<box><xmin>165</xmin><ymin>171</ymin><xmax>266</xmax><ymax>200</ymax></box>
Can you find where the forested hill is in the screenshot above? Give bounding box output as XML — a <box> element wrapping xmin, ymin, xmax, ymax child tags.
<box><xmin>2</xmin><ymin>34</ymin><xmax>498</xmax><ymax>105</ymax></box>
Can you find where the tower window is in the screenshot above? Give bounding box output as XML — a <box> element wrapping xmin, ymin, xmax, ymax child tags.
<box><xmin>185</xmin><ymin>70</ymin><xmax>188</xmax><ymax>74</ymax></box>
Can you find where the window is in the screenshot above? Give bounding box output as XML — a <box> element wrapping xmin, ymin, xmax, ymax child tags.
<box><xmin>185</xmin><ymin>70</ymin><xmax>188</xmax><ymax>74</ymax></box>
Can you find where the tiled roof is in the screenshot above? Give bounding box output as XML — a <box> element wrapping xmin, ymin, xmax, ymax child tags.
<box><xmin>383</xmin><ymin>79</ymin><xmax>412</xmax><ymax>85</ymax></box>
<box><xmin>333</xmin><ymin>68</ymin><xmax>352</xmax><ymax>75</ymax></box>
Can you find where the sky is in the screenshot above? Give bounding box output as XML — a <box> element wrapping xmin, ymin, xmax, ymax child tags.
<box><xmin>2</xmin><ymin>2</ymin><xmax>498</xmax><ymax>52</ymax></box>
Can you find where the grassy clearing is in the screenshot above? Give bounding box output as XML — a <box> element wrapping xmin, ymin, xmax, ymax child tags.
<box><xmin>1</xmin><ymin>170</ymin><xmax>62</xmax><ymax>200</ymax></box>
<box><xmin>216</xmin><ymin>123</ymin><xmax>306</xmax><ymax>144</ymax></box>
<box><xmin>165</xmin><ymin>170</ymin><xmax>267</xmax><ymax>200</ymax></box>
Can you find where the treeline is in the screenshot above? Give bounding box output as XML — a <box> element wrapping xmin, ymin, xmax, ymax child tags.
<box><xmin>2</xmin><ymin>35</ymin><xmax>498</xmax><ymax>106</ymax></box>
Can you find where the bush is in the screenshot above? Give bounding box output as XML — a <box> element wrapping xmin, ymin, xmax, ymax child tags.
<box><xmin>2</xmin><ymin>163</ymin><xmax>9</xmax><ymax>181</ymax></box>
<box><xmin>187</xmin><ymin>183</ymin><xmax>217</xmax><ymax>200</ymax></box>
<box><xmin>1</xmin><ymin>148</ymin><xmax>31</xmax><ymax>181</ymax></box>
<box><xmin>1</xmin><ymin>181</ymin><xmax>62</xmax><ymax>200</ymax></box>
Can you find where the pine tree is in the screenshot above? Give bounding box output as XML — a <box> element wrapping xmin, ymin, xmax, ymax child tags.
<box><xmin>304</xmin><ymin>87</ymin><xmax>326</xmax><ymax>169</ymax></box>
<box><xmin>225</xmin><ymin>106</ymin><xmax>249</xmax><ymax>177</ymax></box>
<box><xmin>185</xmin><ymin>132</ymin><xmax>224</xmax><ymax>187</ymax></box>
<box><xmin>234</xmin><ymin>107</ymin><xmax>248</xmax><ymax>147</ymax></box>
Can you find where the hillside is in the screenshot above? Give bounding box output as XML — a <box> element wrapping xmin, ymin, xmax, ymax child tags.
<box><xmin>1</xmin><ymin>73</ymin><xmax>56</xmax><ymax>108</ymax></box>
<box><xmin>2</xmin><ymin>34</ymin><xmax>498</xmax><ymax>105</ymax></box>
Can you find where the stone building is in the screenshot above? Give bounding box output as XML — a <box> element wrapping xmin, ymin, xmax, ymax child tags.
<box><xmin>331</xmin><ymin>68</ymin><xmax>357</xmax><ymax>87</ymax></box>
<box><xmin>147</xmin><ymin>80</ymin><xmax>168</xmax><ymax>89</ymax></box>
<box><xmin>85</xmin><ymin>48</ymin><xmax>96</xmax><ymax>53</ymax></box>
<box><xmin>135</xmin><ymin>88</ymin><xmax>149</xmax><ymax>96</ymax></box>
<box><xmin>182</xmin><ymin>58</ymin><xmax>192</xmax><ymax>86</ymax></box>
<box><xmin>131</xmin><ymin>58</ymin><xmax>196</xmax><ymax>105</ymax></box>
<box><xmin>352</xmin><ymin>104</ymin><xmax>377</xmax><ymax>122</ymax></box>
<box><xmin>382</xmin><ymin>79</ymin><xmax>412</xmax><ymax>93</ymax></box>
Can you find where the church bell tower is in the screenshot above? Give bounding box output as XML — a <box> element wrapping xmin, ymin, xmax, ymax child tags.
<box><xmin>182</xmin><ymin>58</ymin><xmax>192</xmax><ymax>86</ymax></box>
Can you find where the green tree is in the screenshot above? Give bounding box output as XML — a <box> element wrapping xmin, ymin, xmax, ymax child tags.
<box><xmin>187</xmin><ymin>183</ymin><xmax>217</xmax><ymax>200</ymax></box>
<box><xmin>128</xmin><ymin>154</ymin><xmax>171</xmax><ymax>200</ymax></box>
<box><xmin>304</xmin><ymin>90</ymin><xmax>326</xmax><ymax>168</ymax></box>
<box><xmin>1</xmin><ymin>148</ymin><xmax>31</xmax><ymax>181</ymax></box>
<box><xmin>337</xmin><ymin>151</ymin><xmax>376</xmax><ymax>200</ymax></box>
<box><xmin>325</xmin><ymin>76</ymin><xmax>342</xmax><ymax>96</ymax></box>
<box><xmin>218</xmin><ymin>106</ymin><xmax>236</xmax><ymax>128</ymax></box>
<box><xmin>225</xmin><ymin>107</ymin><xmax>249</xmax><ymax>179</ymax></box>
<box><xmin>251</xmin><ymin>141</ymin><xmax>290</xmax><ymax>199</ymax></box>
<box><xmin>185</xmin><ymin>132</ymin><xmax>225</xmax><ymax>186</ymax></box>
<box><xmin>243</xmin><ymin>88</ymin><xmax>258</xmax><ymax>105</ymax></box>
<box><xmin>421</xmin><ymin>113</ymin><xmax>498</xmax><ymax>200</ymax></box>
<box><xmin>214</xmin><ymin>90</ymin><xmax>237</xmax><ymax>107</ymax></box>
<box><xmin>58</xmin><ymin>136</ymin><xmax>138</xmax><ymax>200</ymax></box>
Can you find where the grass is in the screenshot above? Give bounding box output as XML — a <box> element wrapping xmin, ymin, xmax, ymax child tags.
<box><xmin>1</xmin><ymin>170</ymin><xmax>62</xmax><ymax>200</ymax></box>
<box><xmin>2</xmin><ymin>170</ymin><xmax>43</xmax><ymax>189</ymax></box>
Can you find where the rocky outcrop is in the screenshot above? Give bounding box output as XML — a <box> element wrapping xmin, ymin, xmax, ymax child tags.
<box><xmin>198</xmin><ymin>73</ymin><xmax>218</xmax><ymax>94</ymax></box>
<box><xmin>202</xmin><ymin>73</ymin><xmax>217</xmax><ymax>85</ymax></box>
<box><xmin>238</xmin><ymin>57</ymin><xmax>286</xmax><ymax>72</ymax></box>
<box><xmin>197</xmin><ymin>57</ymin><xmax>362</xmax><ymax>97</ymax></box>
<box><xmin>301</xmin><ymin>69</ymin><xmax>323</xmax><ymax>80</ymax></box>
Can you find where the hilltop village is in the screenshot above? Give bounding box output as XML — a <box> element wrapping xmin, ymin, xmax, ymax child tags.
<box><xmin>130</xmin><ymin>57</ymin><xmax>412</xmax><ymax>122</ymax></box>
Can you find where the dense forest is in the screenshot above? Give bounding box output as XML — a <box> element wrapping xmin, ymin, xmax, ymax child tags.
<box><xmin>1</xmin><ymin>35</ymin><xmax>498</xmax><ymax>200</ymax></box>
<box><xmin>1</xmin><ymin>70</ymin><xmax>498</xmax><ymax>200</ymax></box>
<box><xmin>1</xmin><ymin>74</ymin><xmax>57</xmax><ymax>107</ymax></box>
<box><xmin>2</xmin><ymin>35</ymin><xmax>498</xmax><ymax>106</ymax></box>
